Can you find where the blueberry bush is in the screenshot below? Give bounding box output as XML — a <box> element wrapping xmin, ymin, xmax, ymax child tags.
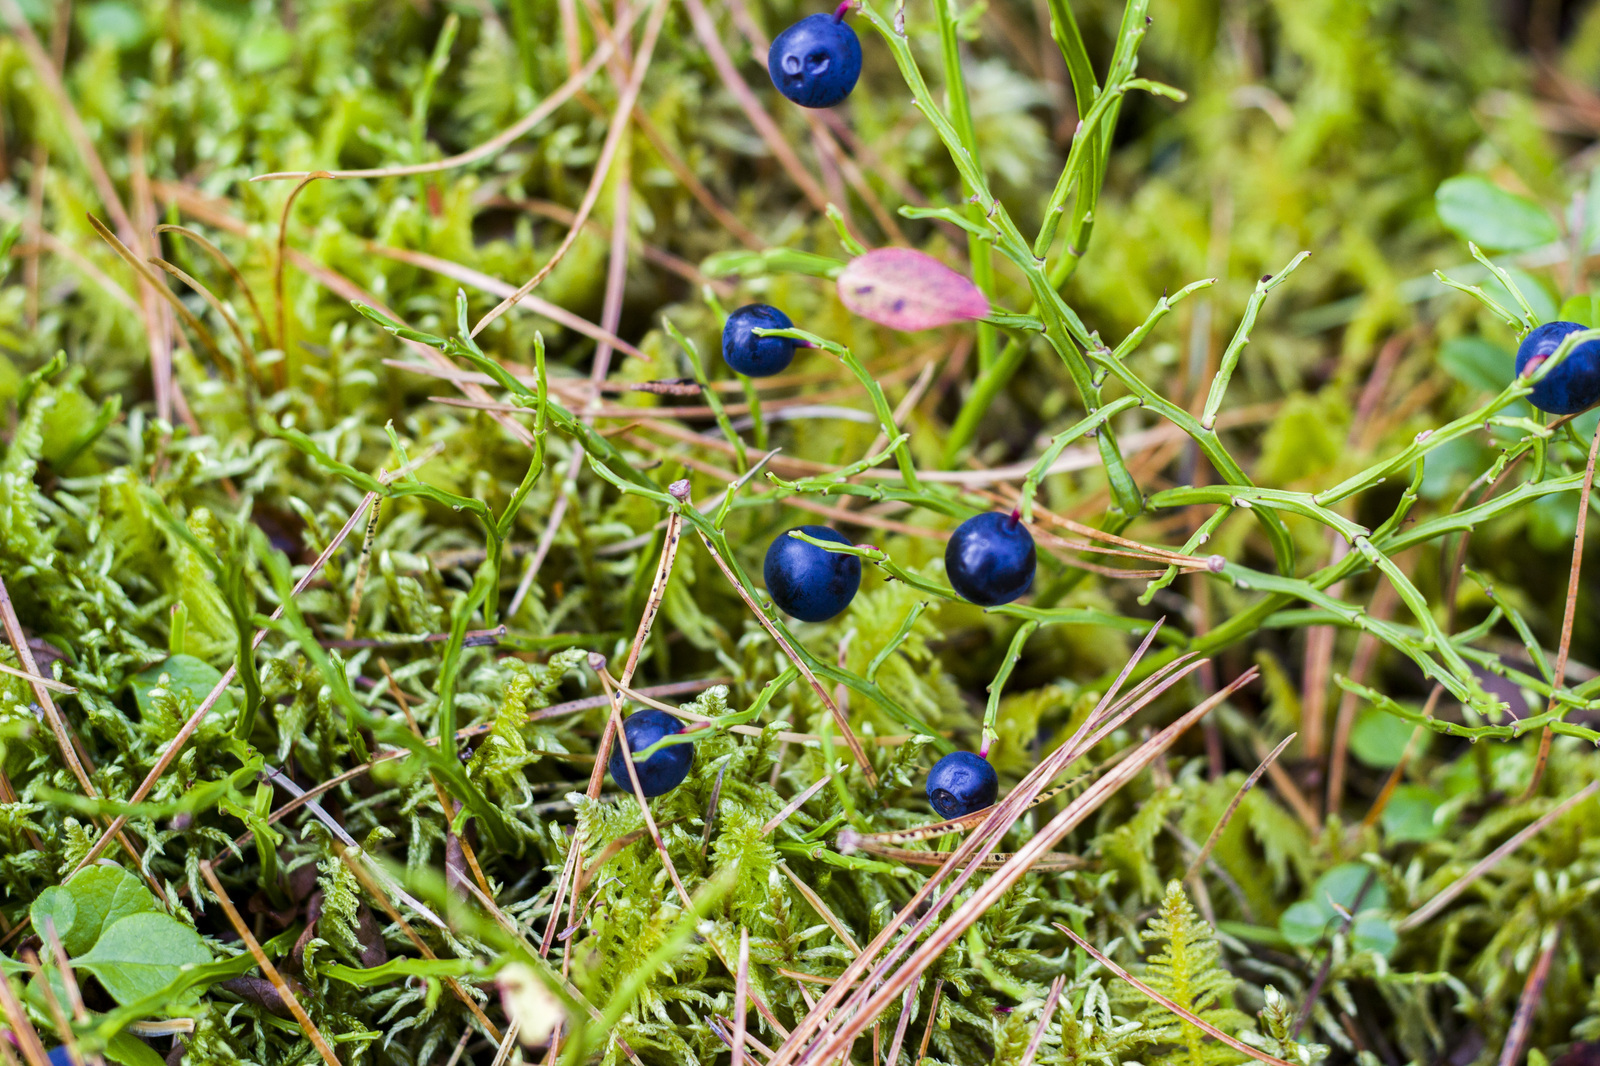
<box><xmin>4</xmin><ymin>0</ymin><xmax>1600</xmax><ymax>1062</ymax></box>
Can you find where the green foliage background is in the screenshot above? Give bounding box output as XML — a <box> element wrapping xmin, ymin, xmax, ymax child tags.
<box><xmin>3</xmin><ymin>0</ymin><xmax>1600</xmax><ymax>1061</ymax></box>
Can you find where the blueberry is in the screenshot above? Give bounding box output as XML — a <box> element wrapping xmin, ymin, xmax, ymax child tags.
<box><xmin>607</xmin><ymin>709</ymin><xmax>693</xmax><ymax>797</ymax></box>
<box><xmin>945</xmin><ymin>512</ymin><xmax>1036</xmax><ymax>607</ymax></box>
<box><xmin>47</xmin><ymin>1050</ymin><xmax>72</xmax><ymax>1066</ymax></box>
<box><xmin>764</xmin><ymin>525</ymin><xmax>862</xmax><ymax>622</ymax></box>
<box><xmin>1515</xmin><ymin>321</ymin><xmax>1600</xmax><ymax>415</ymax></box>
<box><xmin>723</xmin><ymin>304</ymin><xmax>798</xmax><ymax>377</ymax></box>
<box><xmin>767</xmin><ymin>12</ymin><xmax>862</xmax><ymax>109</ymax></box>
<box><xmin>926</xmin><ymin>751</ymin><xmax>998</xmax><ymax>819</ymax></box>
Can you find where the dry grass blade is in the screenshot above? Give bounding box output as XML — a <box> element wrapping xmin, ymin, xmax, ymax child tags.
<box><xmin>792</xmin><ymin>670</ymin><xmax>1260</xmax><ymax>1066</ymax></box>
<box><xmin>1497</xmin><ymin>921</ymin><xmax>1561</xmax><ymax>1066</ymax></box>
<box><xmin>1018</xmin><ymin>975</ymin><xmax>1066</xmax><ymax>1066</ymax></box>
<box><xmin>1397</xmin><ymin>781</ymin><xmax>1600</xmax><ymax>931</ymax></box>
<box><xmin>367</xmin><ymin>243</ymin><xmax>647</xmax><ymax>361</ymax></box>
<box><xmin>85</xmin><ymin>214</ymin><xmax>232</xmax><ymax>373</ymax></box>
<box><xmin>0</xmin><ymin>660</ymin><xmax>73</xmax><ymax>692</ymax></box>
<box><xmin>882</xmin><ymin>982</ymin><xmax>918</xmax><ymax>1066</ymax></box>
<box><xmin>149</xmin><ymin>255</ymin><xmax>259</xmax><ymax>381</ymax></box>
<box><xmin>1184</xmin><ymin>732</ymin><xmax>1295</xmax><ymax>882</ymax></box>
<box><xmin>1054</xmin><ymin>923</ymin><xmax>1294</xmax><ymax>1066</ymax></box>
<box><xmin>733</xmin><ymin>929</ymin><xmax>752</xmax><ymax>1066</ymax></box>
<box><xmin>0</xmin><ymin>965</ymin><xmax>51</xmax><ymax>1066</ymax></box>
<box><xmin>72</xmin><ymin>489</ymin><xmax>380</xmax><ymax>873</ymax></box>
<box><xmin>761</xmin><ymin>775</ymin><xmax>834</xmax><ymax>834</ymax></box>
<box><xmin>252</xmin><ymin>40</ymin><xmax>614</xmax><ymax>181</ymax></box>
<box><xmin>471</xmin><ymin>0</ymin><xmax>669</xmax><ymax>336</ymax></box>
<box><xmin>1519</xmin><ymin>422</ymin><xmax>1600</xmax><ymax>801</ymax></box>
<box><xmin>778</xmin><ymin>862</ymin><xmax>861</xmax><ymax>954</ymax></box>
<box><xmin>153</xmin><ymin>223</ymin><xmax>273</xmax><ymax>342</ymax></box>
<box><xmin>916</xmin><ymin>980</ymin><xmax>943</xmax><ymax>1064</ymax></box>
<box><xmin>200</xmin><ymin>862</ymin><xmax>341</xmax><ymax>1066</ymax></box>
<box><xmin>839</xmin><ymin>842</ymin><xmax>1084</xmax><ymax>872</ymax></box>
<box><xmin>695</xmin><ymin>530</ymin><xmax>878</xmax><ymax>786</ymax></box>
<box><xmin>768</xmin><ymin>625</ymin><xmax>1191</xmax><ymax>1063</ymax></box>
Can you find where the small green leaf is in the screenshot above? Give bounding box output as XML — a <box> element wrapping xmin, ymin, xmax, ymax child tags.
<box><xmin>1350</xmin><ymin>914</ymin><xmax>1398</xmax><ymax>957</ymax></box>
<box><xmin>74</xmin><ymin>913</ymin><xmax>212</xmax><ymax>1006</ymax></box>
<box><xmin>105</xmin><ymin>1031</ymin><xmax>169</xmax><ymax>1066</ymax></box>
<box><xmin>130</xmin><ymin>655</ymin><xmax>233</xmax><ymax>719</ymax></box>
<box><xmin>1278</xmin><ymin>900</ymin><xmax>1329</xmax><ymax>946</ymax></box>
<box><xmin>1560</xmin><ymin>293</ymin><xmax>1600</xmax><ymax>327</ymax></box>
<box><xmin>55</xmin><ymin>865</ymin><xmax>158</xmax><ymax>957</ymax></box>
<box><xmin>30</xmin><ymin>885</ymin><xmax>78</xmax><ymax>948</ymax></box>
<box><xmin>1349</xmin><ymin>706</ymin><xmax>1426</xmax><ymax>769</ymax></box>
<box><xmin>1311</xmin><ymin>862</ymin><xmax>1388</xmax><ymax>917</ymax></box>
<box><xmin>1436</xmin><ymin>176</ymin><xmax>1559</xmax><ymax>252</ymax></box>
<box><xmin>1380</xmin><ymin>785</ymin><xmax>1445</xmax><ymax>844</ymax></box>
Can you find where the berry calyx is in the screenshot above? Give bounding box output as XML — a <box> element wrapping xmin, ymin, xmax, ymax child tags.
<box><xmin>926</xmin><ymin>751</ymin><xmax>998</xmax><ymax>819</ymax></box>
<box><xmin>723</xmin><ymin>304</ymin><xmax>799</xmax><ymax>377</ymax></box>
<box><xmin>1516</xmin><ymin>320</ymin><xmax>1600</xmax><ymax>415</ymax></box>
<box><xmin>764</xmin><ymin>525</ymin><xmax>862</xmax><ymax>622</ymax></box>
<box><xmin>607</xmin><ymin>709</ymin><xmax>693</xmax><ymax>797</ymax></box>
<box><xmin>768</xmin><ymin>13</ymin><xmax>863</xmax><ymax>109</ymax></box>
<box><xmin>945</xmin><ymin>511</ymin><xmax>1036</xmax><ymax>607</ymax></box>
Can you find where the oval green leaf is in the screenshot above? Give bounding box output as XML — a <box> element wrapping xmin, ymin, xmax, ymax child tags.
<box><xmin>1436</xmin><ymin>176</ymin><xmax>1558</xmax><ymax>252</ymax></box>
<box><xmin>74</xmin><ymin>912</ymin><xmax>212</xmax><ymax>1005</ymax></box>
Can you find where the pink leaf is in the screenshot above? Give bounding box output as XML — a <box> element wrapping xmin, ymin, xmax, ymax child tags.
<box><xmin>836</xmin><ymin>248</ymin><xmax>990</xmax><ymax>331</ymax></box>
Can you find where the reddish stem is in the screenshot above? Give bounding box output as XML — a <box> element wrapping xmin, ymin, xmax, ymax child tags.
<box><xmin>832</xmin><ymin>0</ymin><xmax>852</xmax><ymax>20</ymax></box>
<box><xmin>1006</xmin><ymin>507</ymin><xmax>1021</xmax><ymax>531</ymax></box>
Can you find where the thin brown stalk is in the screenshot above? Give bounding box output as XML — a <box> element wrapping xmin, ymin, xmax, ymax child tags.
<box><xmin>695</xmin><ymin>531</ymin><xmax>878</xmax><ymax>786</ymax></box>
<box><xmin>148</xmin><ymin>256</ymin><xmax>256</xmax><ymax>380</ymax></box>
<box><xmin>254</xmin><ymin>42</ymin><xmax>614</xmax><ymax>182</ymax></box>
<box><xmin>778</xmin><ymin>863</ymin><xmax>861</xmax><ymax>954</ymax></box>
<box><xmin>678</xmin><ymin>0</ymin><xmax>834</xmax><ymax>217</ymax></box>
<box><xmin>0</xmin><ymin>967</ymin><xmax>51</xmax><ymax>1066</ymax></box>
<box><xmin>489</xmin><ymin>1021</ymin><xmax>522</xmax><ymax>1066</ymax></box>
<box><xmin>915</xmin><ymin>981</ymin><xmax>943</xmax><ymax>1065</ymax></box>
<box><xmin>72</xmin><ymin>488</ymin><xmax>381</xmax><ymax>873</ymax></box>
<box><xmin>768</xmin><ymin>629</ymin><xmax>1195</xmax><ymax>1063</ymax></box>
<box><xmin>337</xmin><ymin>849</ymin><xmax>504</xmax><ymax>1042</ymax></box>
<box><xmin>793</xmin><ymin>673</ymin><xmax>1260</xmax><ymax>1066</ymax></box>
<box><xmin>1018</xmin><ymin>975</ymin><xmax>1066</xmax><ymax>1066</ymax></box>
<box><xmin>200</xmin><ymin>863</ymin><xmax>341</xmax><ymax>1066</ymax></box>
<box><xmin>85</xmin><ymin>215</ymin><xmax>233</xmax><ymax>374</ymax></box>
<box><xmin>21</xmin><ymin>949</ymin><xmax>85</xmax><ymax>1066</ymax></box>
<box><xmin>367</xmin><ymin>243</ymin><xmax>647</xmax><ymax>361</ymax></box>
<box><xmin>761</xmin><ymin>776</ymin><xmax>834</xmax><ymax>834</ymax></box>
<box><xmin>1497</xmin><ymin>921</ymin><xmax>1561</xmax><ymax>1066</ymax></box>
<box><xmin>472</xmin><ymin>0</ymin><xmax>669</xmax><ymax>336</ymax></box>
<box><xmin>1520</xmin><ymin>422</ymin><xmax>1600</xmax><ymax>801</ymax></box>
<box><xmin>1258</xmin><ymin>732</ymin><xmax>1321</xmax><ymax>832</ymax></box>
<box><xmin>275</xmin><ymin>172</ymin><xmax>328</xmax><ymax>359</ymax></box>
<box><xmin>1185</xmin><ymin>732</ymin><xmax>1295</xmax><ymax>883</ymax></box>
<box><xmin>153</xmin><ymin>224</ymin><xmax>273</xmax><ymax>343</ymax></box>
<box><xmin>602</xmin><ymin>682</ymin><xmax>694</xmax><ymax>909</ymax></box>
<box><xmin>733</xmin><ymin>929</ymin><xmax>752</xmax><ymax>1066</ymax></box>
<box><xmin>1398</xmin><ymin>781</ymin><xmax>1600</xmax><ymax>931</ymax></box>
<box><xmin>882</xmin><ymin>982</ymin><xmax>918</xmax><ymax>1066</ymax></box>
<box><xmin>1055</xmin><ymin>924</ymin><xmax>1294</xmax><ymax>1066</ymax></box>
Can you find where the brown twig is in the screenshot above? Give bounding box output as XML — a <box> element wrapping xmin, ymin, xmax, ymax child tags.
<box><xmin>694</xmin><ymin>531</ymin><xmax>878</xmax><ymax>786</ymax></box>
<box><xmin>1397</xmin><ymin>781</ymin><xmax>1600</xmax><ymax>932</ymax></box>
<box><xmin>1519</xmin><ymin>422</ymin><xmax>1600</xmax><ymax>801</ymax></box>
<box><xmin>1497</xmin><ymin>921</ymin><xmax>1562</xmax><ymax>1066</ymax></box>
<box><xmin>1018</xmin><ymin>975</ymin><xmax>1066</xmax><ymax>1066</ymax></box>
<box><xmin>1056</xmin><ymin>924</ymin><xmax>1294</xmax><ymax>1066</ymax></box>
<box><xmin>1186</xmin><ymin>732</ymin><xmax>1296</xmax><ymax>883</ymax></box>
<box><xmin>200</xmin><ymin>862</ymin><xmax>341</xmax><ymax>1065</ymax></box>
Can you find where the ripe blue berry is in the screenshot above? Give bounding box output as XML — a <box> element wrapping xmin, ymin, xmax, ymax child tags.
<box><xmin>926</xmin><ymin>751</ymin><xmax>998</xmax><ymax>819</ymax></box>
<box><xmin>764</xmin><ymin>525</ymin><xmax>862</xmax><ymax>622</ymax></box>
<box><xmin>48</xmin><ymin>1051</ymin><xmax>72</xmax><ymax>1066</ymax></box>
<box><xmin>723</xmin><ymin>304</ymin><xmax>798</xmax><ymax>377</ymax></box>
<box><xmin>945</xmin><ymin>512</ymin><xmax>1036</xmax><ymax>607</ymax></box>
<box><xmin>1516</xmin><ymin>321</ymin><xmax>1600</xmax><ymax>415</ymax></box>
<box><xmin>768</xmin><ymin>12</ymin><xmax>862</xmax><ymax>109</ymax></box>
<box><xmin>608</xmin><ymin>709</ymin><xmax>693</xmax><ymax>797</ymax></box>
